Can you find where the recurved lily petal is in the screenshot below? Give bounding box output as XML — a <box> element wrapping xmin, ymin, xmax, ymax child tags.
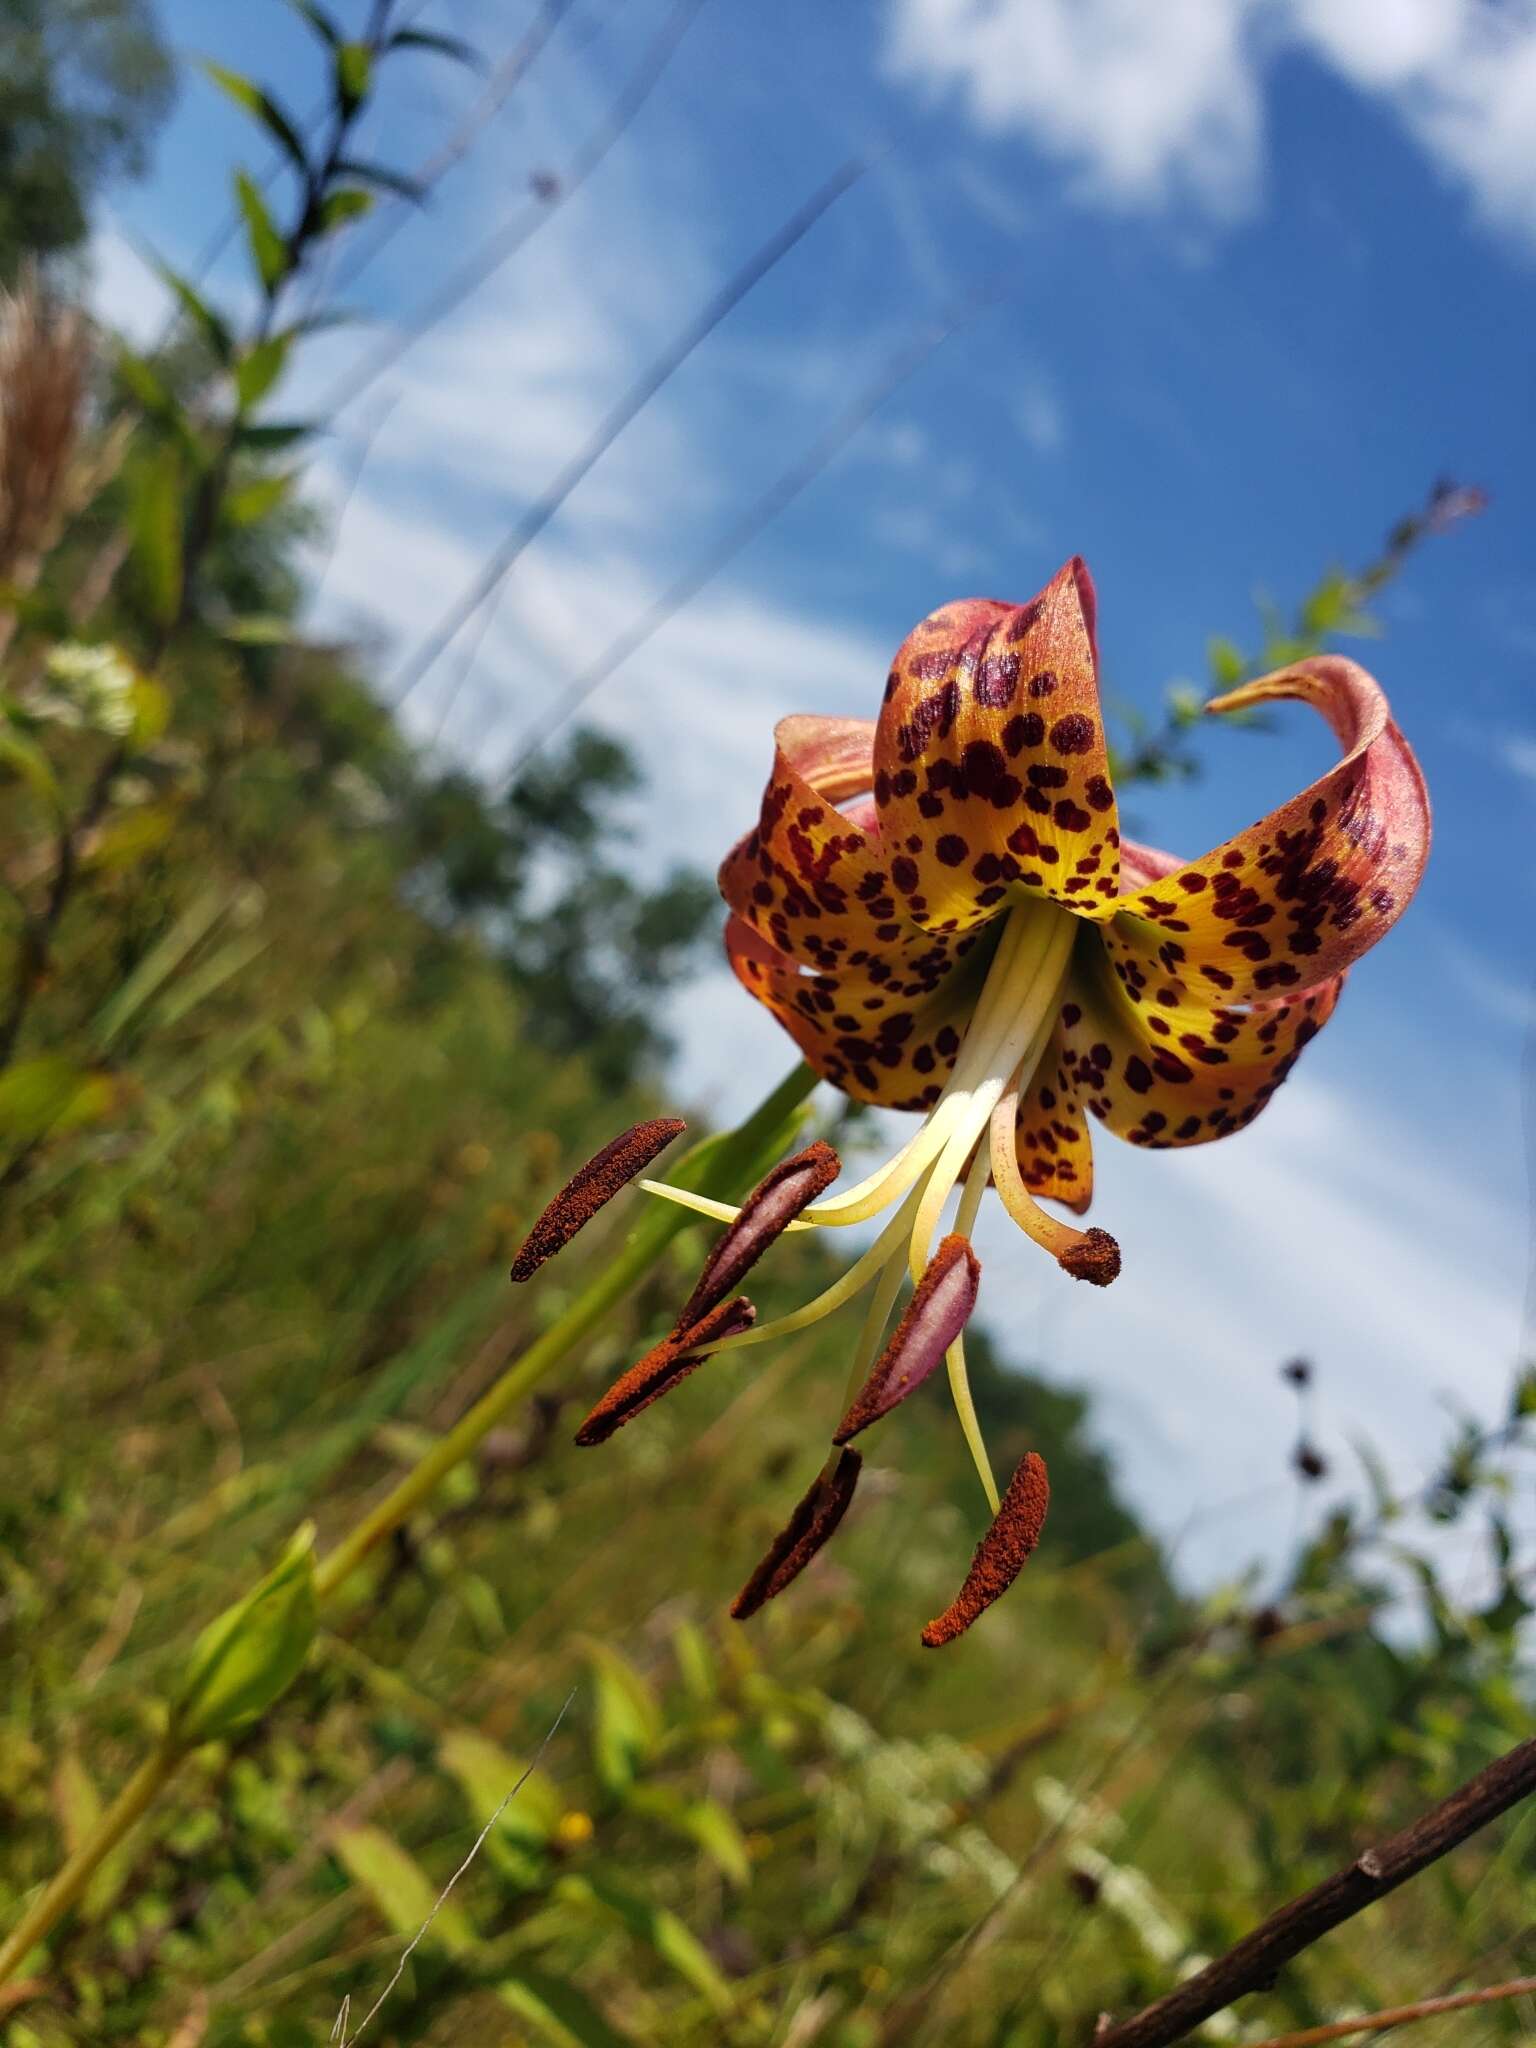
<box><xmin>1103</xmin><ymin>655</ymin><xmax>1430</xmax><ymax>1005</ymax></box>
<box><xmin>719</xmin><ymin>713</ymin><xmax>890</xmax><ymax>971</ymax></box>
<box><xmin>1013</xmin><ymin>1021</ymin><xmax>1094</xmax><ymax>1214</ymax></box>
<box><xmin>574</xmin><ymin>1297</ymin><xmax>755</xmax><ymax>1447</ymax></box>
<box><xmin>833</xmin><ymin>1235</ymin><xmax>981</xmax><ymax>1443</ymax></box>
<box><xmin>731</xmin><ymin>1448</ymin><xmax>862</xmax><ymax>1619</ymax></box>
<box><xmin>873</xmin><ymin>561</ymin><xmax>1121</xmax><ymax>935</ymax></box>
<box><xmin>724</xmin><ymin>913</ymin><xmax>989</xmax><ymax>1111</ymax></box>
<box><xmin>673</xmin><ymin>1139</ymin><xmax>841</xmax><ymax>1331</ymax></box>
<box><xmin>922</xmin><ymin>1451</ymin><xmax>1050</xmax><ymax>1647</ymax></box>
<box><xmin>1060</xmin><ymin>933</ymin><xmax>1345</xmax><ymax>1149</ymax></box>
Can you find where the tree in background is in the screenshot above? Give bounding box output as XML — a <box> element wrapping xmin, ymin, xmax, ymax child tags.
<box><xmin>0</xmin><ymin>0</ymin><xmax>174</xmax><ymax>277</ymax></box>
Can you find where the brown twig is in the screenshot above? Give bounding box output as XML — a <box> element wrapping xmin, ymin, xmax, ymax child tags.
<box><xmin>1238</xmin><ymin>1973</ymin><xmax>1536</xmax><ymax>2047</ymax></box>
<box><xmin>1092</xmin><ymin>1737</ymin><xmax>1536</xmax><ymax>2048</ymax></box>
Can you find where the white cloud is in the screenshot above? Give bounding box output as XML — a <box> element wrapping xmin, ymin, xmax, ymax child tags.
<box><xmin>87</xmin><ymin>223</ymin><xmax>184</xmax><ymax>349</ymax></box>
<box><xmin>1501</xmin><ymin>732</ymin><xmax>1536</xmax><ymax>784</ymax></box>
<box><xmin>1011</xmin><ymin>367</ymin><xmax>1066</xmax><ymax>454</ymax></box>
<box><xmin>886</xmin><ymin>0</ymin><xmax>1263</xmax><ymax>218</ymax></box>
<box><xmin>885</xmin><ymin>0</ymin><xmax>1536</xmax><ymax>250</ymax></box>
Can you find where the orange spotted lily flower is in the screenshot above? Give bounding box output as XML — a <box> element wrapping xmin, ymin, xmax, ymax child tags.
<box><xmin>562</xmin><ymin>558</ymin><xmax>1428</xmax><ymax>1639</ymax></box>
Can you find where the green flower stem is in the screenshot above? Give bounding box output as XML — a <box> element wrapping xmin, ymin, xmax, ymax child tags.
<box><xmin>0</xmin><ymin>1741</ymin><xmax>182</xmax><ymax>1986</ymax></box>
<box><xmin>0</xmin><ymin>1062</ymin><xmax>818</xmax><ymax>1987</ymax></box>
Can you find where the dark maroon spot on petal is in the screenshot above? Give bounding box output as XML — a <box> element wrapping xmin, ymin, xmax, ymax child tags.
<box><xmin>936</xmin><ymin>834</ymin><xmax>968</xmax><ymax>867</ymax></box>
<box><xmin>1049</xmin><ymin>713</ymin><xmax>1095</xmax><ymax>756</ymax></box>
<box><xmin>975</xmin><ymin>651</ymin><xmax>1020</xmax><ymax>707</ymax></box>
<box><xmin>1028</xmin><ymin>670</ymin><xmax>1057</xmax><ymax>698</ymax></box>
<box><xmin>1085</xmin><ymin>775</ymin><xmax>1114</xmax><ymax>813</ymax></box>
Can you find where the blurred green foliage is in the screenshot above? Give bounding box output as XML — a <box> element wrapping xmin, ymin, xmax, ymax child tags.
<box><xmin>0</xmin><ymin>0</ymin><xmax>174</xmax><ymax>277</ymax></box>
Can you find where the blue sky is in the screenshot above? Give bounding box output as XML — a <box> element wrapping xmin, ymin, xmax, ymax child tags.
<box><xmin>92</xmin><ymin>0</ymin><xmax>1536</xmax><ymax>1587</ymax></box>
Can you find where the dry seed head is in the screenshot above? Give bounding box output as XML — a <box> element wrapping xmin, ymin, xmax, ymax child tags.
<box><xmin>0</xmin><ymin>267</ymin><xmax>90</xmax><ymax>579</ymax></box>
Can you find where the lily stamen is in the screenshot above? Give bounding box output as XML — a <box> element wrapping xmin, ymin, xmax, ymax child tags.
<box><xmin>510</xmin><ymin>1117</ymin><xmax>685</xmax><ymax>1281</ymax></box>
<box><xmin>921</xmin><ymin>1451</ymin><xmax>1052</xmax><ymax>1648</ymax></box>
<box><xmin>672</xmin><ymin>1139</ymin><xmax>840</xmax><ymax>1331</ymax></box>
<box><xmin>575</xmin><ymin>1296</ymin><xmax>755</xmax><ymax>1446</ymax></box>
<box><xmin>989</xmin><ymin>1068</ymin><xmax>1121</xmax><ymax>1286</ymax></box>
<box><xmin>833</xmin><ymin>1234</ymin><xmax>981</xmax><ymax>1443</ymax></box>
<box><xmin>731</xmin><ymin>1448</ymin><xmax>863</xmax><ymax>1620</ymax></box>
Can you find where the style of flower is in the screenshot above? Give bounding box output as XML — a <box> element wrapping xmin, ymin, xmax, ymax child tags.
<box><xmin>521</xmin><ymin>558</ymin><xmax>1428</xmax><ymax>1642</ymax></box>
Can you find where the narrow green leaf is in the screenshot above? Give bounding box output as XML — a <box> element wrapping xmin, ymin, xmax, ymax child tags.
<box><xmin>1352</xmin><ymin>1437</ymin><xmax>1399</xmax><ymax>1524</ymax></box>
<box><xmin>389</xmin><ymin>26</ymin><xmax>480</xmax><ymax>66</ymax></box>
<box><xmin>562</xmin><ymin>1871</ymin><xmax>733</xmax><ymax>2014</ymax></box>
<box><xmin>319</xmin><ymin>186</ymin><xmax>374</xmax><ymax>232</ymax></box>
<box><xmin>626</xmin><ymin>1785</ymin><xmax>751</xmax><ymax>1887</ymax></box>
<box><xmin>233</xmin><ymin>419</ymin><xmax>315</xmax><ymax>452</ymax></box>
<box><xmin>202</xmin><ymin>62</ymin><xmax>309</xmax><ymax>176</ymax></box>
<box><xmin>116</xmin><ymin>349</ymin><xmax>185</xmax><ymax>434</ymax></box>
<box><xmin>52</xmin><ymin>1751</ymin><xmax>101</xmax><ymax>1857</ymax></box>
<box><xmin>437</xmin><ymin>1728</ymin><xmax>562</xmax><ymax>1843</ymax></box>
<box><xmin>223</xmin><ymin>472</ymin><xmax>296</xmax><ymax>529</ymax></box>
<box><xmin>235</xmin><ymin>333</ymin><xmax>294</xmax><ymax>411</ymax></box>
<box><xmin>169</xmin><ymin>1525</ymin><xmax>318</xmax><ymax>1744</ymax></box>
<box><xmin>83</xmin><ymin>805</ymin><xmax>179</xmax><ymax>874</ymax></box>
<box><xmin>586</xmin><ymin>1643</ymin><xmax>660</xmax><ymax>1797</ymax></box>
<box><xmin>0</xmin><ymin>724</ymin><xmax>62</xmax><ymax>810</ymax></box>
<box><xmin>0</xmin><ymin>1057</ymin><xmax>118</xmax><ymax>1141</ymax></box>
<box><xmin>335</xmin><ymin>39</ymin><xmax>372</xmax><ymax>110</ymax></box>
<box><xmin>333</xmin><ymin>156</ymin><xmax>428</xmax><ymax>204</ymax></box>
<box><xmin>332</xmin><ymin>1823</ymin><xmax>474</xmax><ymax>1956</ymax></box>
<box><xmin>497</xmin><ymin>1969</ymin><xmax>636</xmax><ymax>2048</ymax></box>
<box><xmin>235</xmin><ymin>170</ymin><xmax>289</xmax><ymax>294</ymax></box>
<box><xmin>1206</xmin><ymin>635</ymin><xmax>1247</xmax><ymax>690</ymax></box>
<box><xmin>129</xmin><ymin>442</ymin><xmax>184</xmax><ymax>629</ymax></box>
<box><xmin>91</xmin><ymin>884</ymin><xmax>230</xmax><ymax>1053</ymax></box>
<box><xmin>220</xmin><ymin>611</ymin><xmax>294</xmax><ymax>643</ymax></box>
<box><xmin>671</xmin><ymin>1619</ymin><xmax>717</xmax><ymax>1706</ymax></box>
<box><xmin>285</xmin><ymin>0</ymin><xmax>340</xmax><ymax>47</ymax></box>
<box><xmin>146</xmin><ymin>258</ymin><xmax>235</xmax><ymax>365</ymax></box>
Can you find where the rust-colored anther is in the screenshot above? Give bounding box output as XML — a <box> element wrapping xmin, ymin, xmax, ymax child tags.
<box><xmin>921</xmin><ymin>1451</ymin><xmax>1050</xmax><ymax>1647</ymax></box>
<box><xmin>573</xmin><ymin>1296</ymin><xmax>753</xmax><ymax>1447</ymax></box>
<box><xmin>672</xmin><ymin>1139</ymin><xmax>841</xmax><ymax>1332</ymax></box>
<box><xmin>1055</xmin><ymin>1226</ymin><xmax>1121</xmax><ymax>1287</ymax></box>
<box><xmin>832</xmin><ymin>1235</ymin><xmax>980</xmax><ymax>1444</ymax></box>
<box><xmin>510</xmin><ymin>1117</ymin><xmax>685</xmax><ymax>1282</ymax></box>
<box><xmin>731</xmin><ymin>1449</ymin><xmax>862</xmax><ymax>1620</ymax></box>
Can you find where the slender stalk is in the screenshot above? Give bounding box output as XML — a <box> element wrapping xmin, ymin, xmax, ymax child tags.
<box><xmin>0</xmin><ymin>1743</ymin><xmax>181</xmax><ymax>1984</ymax></box>
<box><xmin>1093</xmin><ymin>1735</ymin><xmax>1536</xmax><ymax>2048</ymax></box>
<box><xmin>0</xmin><ymin>1062</ymin><xmax>818</xmax><ymax>1988</ymax></box>
<box><xmin>1238</xmin><ymin>1976</ymin><xmax>1536</xmax><ymax>2048</ymax></box>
